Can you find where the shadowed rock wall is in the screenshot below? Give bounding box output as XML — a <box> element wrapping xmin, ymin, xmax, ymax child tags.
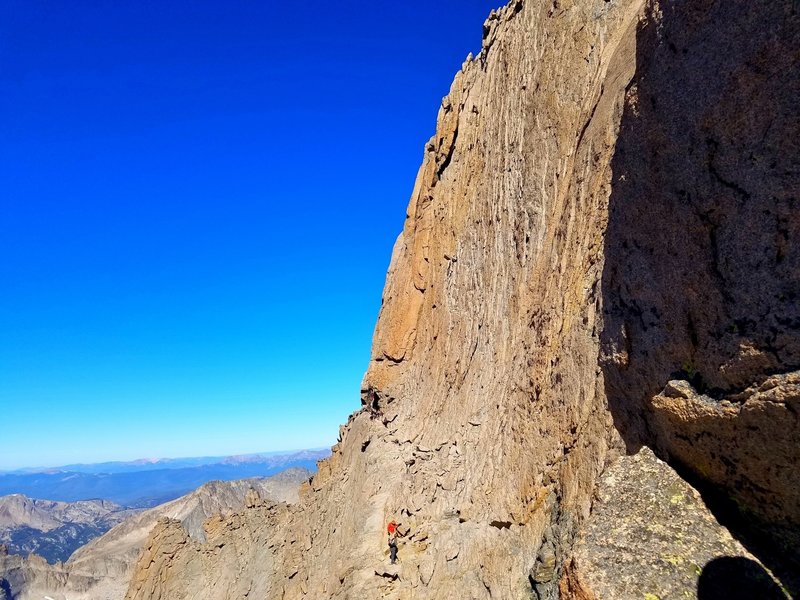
<box><xmin>600</xmin><ymin>0</ymin><xmax>800</xmax><ymax>586</ymax></box>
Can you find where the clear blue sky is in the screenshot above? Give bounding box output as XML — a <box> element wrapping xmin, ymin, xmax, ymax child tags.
<box><xmin>0</xmin><ymin>1</ymin><xmax>498</xmax><ymax>469</ymax></box>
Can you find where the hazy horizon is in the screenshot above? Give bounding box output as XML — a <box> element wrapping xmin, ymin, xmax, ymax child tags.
<box><xmin>0</xmin><ymin>445</ymin><xmax>332</xmax><ymax>473</ymax></box>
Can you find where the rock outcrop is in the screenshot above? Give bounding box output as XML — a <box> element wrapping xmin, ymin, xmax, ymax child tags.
<box><xmin>124</xmin><ymin>0</ymin><xmax>799</xmax><ymax>598</ymax></box>
<box><xmin>564</xmin><ymin>447</ymin><xmax>786</xmax><ymax>600</ymax></box>
<box><xmin>647</xmin><ymin>375</ymin><xmax>800</xmax><ymax>558</ymax></box>
<box><xmin>127</xmin><ymin>503</ymin><xmax>294</xmax><ymax>600</ymax></box>
<box><xmin>597</xmin><ymin>0</ymin><xmax>800</xmax><ymax>586</ymax></box>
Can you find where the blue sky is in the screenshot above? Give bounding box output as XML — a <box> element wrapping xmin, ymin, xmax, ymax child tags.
<box><xmin>0</xmin><ymin>1</ymin><xmax>498</xmax><ymax>469</ymax></box>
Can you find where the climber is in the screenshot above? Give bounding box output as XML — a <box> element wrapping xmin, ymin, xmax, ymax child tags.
<box><xmin>387</xmin><ymin>521</ymin><xmax>405</xmax><ymax>564</ymax></box>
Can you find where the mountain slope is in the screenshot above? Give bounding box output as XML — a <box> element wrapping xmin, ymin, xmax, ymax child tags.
<box><xmin>0</xmin><ymin>495</ymin><xmax>138</xmax><ymax>563</ymax></box>
<box><xmin>0</xmin><ymin>468</ymin><xmax>310</xmax><ymax>600</ymax></box>
<box><xmin>0</xmin><ymin>495</ymin><xmax>122</xmax><ymax>532</ymax></box>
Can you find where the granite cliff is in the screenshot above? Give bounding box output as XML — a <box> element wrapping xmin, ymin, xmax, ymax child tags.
<box><xmin>124</xmin><ymin>0</ymin><xmax>799</xmax><ymax>598</ymax></box>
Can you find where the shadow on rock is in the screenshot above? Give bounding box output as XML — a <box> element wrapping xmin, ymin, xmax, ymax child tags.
<box><xmin>697</xmin><ymin>556</ymin><xmax>786</xmax><ymax>600</ymax></box>
<box><xmin>600</xmin><ymin>0</ymin><xmax>800</xmax><ymax>594</ymax></box>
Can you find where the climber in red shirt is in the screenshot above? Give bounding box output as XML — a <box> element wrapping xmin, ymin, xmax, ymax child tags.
<box><xmin>387</xmin><ymin>521</ymin><xmax>404</xmax><ymax>564</ymax></box>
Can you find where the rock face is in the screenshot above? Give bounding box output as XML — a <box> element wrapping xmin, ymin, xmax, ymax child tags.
<box><xmin>647</xmin><ymin>374</ymin><xmax>800</xmax><ymax>559</ymax></box>
<box><xmin>0</xmin><ymin>494</ymin><xmax>137</xmax><ymax>563</ymax></box>
<box><xmin>599</xmin><ymin>0</ymin><xmax>800</xmax><ymax>561</ymax></box>
<box><xmin>596</xmin><ymin>0</ymin><xmax>800</xmax><ymax>587</ymax></box>
<box><xmin>0</xmin><ymin>469</ymin><xmax>309</xmax><ymax>600</ymax></box>
<box><xmin>124</xmin><ymin>0</ymin><xmax>799</xmax><ymax>598</ymax></box>
<box><xmin>126</xmin><ymin>504</ymin><xmax>294</xmax><ymax>600</ymax></box>
<box><xmin>564</xmin><ymin>447</ymin><xmax>786</xmax><ymax>600</ymax></box>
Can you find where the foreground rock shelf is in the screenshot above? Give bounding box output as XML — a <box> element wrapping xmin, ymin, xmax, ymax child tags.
<box><xmin>566</xmin><ymin>448</ymin><xmax>787</xmax><ymax>599</ymax></box>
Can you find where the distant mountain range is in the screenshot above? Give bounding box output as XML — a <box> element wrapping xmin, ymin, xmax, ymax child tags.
<box><xmin>1</xmin><ymin>449</ymin><xmax>329</xmax><ymax>475</ymax></box>
<box><xmin>0</xmin><ymin>449</ymin><xmax>328</xmax><ymax>507</ymax></box>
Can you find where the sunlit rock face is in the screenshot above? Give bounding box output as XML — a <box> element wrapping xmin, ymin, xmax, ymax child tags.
<box><xmin>122</xmin><ymin>0</ymin><xmax>800</xmax><ymax>598</ymax></box>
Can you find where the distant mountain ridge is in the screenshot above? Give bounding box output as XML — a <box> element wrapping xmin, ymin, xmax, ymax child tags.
<box><xmin>2</xmin><ymin>448</ymin><xmax>330</xmax><ymax>475</ymax></box>
<box><xmin>0</xmin><ymin>449</ymin><xmax>329</xmax><ymax>507</ymax></box>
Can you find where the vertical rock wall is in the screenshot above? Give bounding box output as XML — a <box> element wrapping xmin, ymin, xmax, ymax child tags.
<box><xmin>124</xmin><ymin>0</ymin><xmax>800</xmax><ymax>598</ymax></box>
<box><xmin>283</xmin><ymin>1</ymin><xmax>649</xmax><ymax>596</ymax></box>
